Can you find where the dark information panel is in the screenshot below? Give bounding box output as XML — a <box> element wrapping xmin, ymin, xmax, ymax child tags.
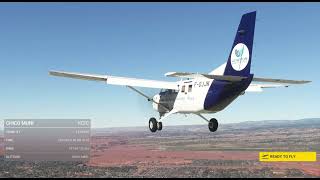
<box><xmin>4</xmin><ymin>119</ymin><xmax>90</xmax><ymax>161</ymax></box>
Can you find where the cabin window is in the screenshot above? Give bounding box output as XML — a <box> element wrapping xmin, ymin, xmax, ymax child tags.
<box><xmin>188</xmin><ymin>85</ymin><xmax>192</xmax><ymax>92</ymax></box>
<box><xmin>181</xmin><ymin>85</ymin><xmax>185</xmax><ymax>92</ymax></box>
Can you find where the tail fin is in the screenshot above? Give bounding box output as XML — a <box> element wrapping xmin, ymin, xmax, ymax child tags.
<box><xmin>223</xmin><ymin>11</ymin><xmax>256</xmax><ymax>77</ymax></box>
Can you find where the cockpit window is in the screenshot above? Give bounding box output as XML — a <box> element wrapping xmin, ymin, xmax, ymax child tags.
<box><xmin>181</xmin><ymin>85</ymin><xmax>185</xmax><ymax>92</ymax></box>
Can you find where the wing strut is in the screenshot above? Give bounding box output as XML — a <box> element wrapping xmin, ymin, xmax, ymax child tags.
<box><xmin>196</xmin><ymin>114</ymin><xmax>210</xmax><ymax>123</ymax></box>
<box><xmin>126</xmin><ymin>86</ymin><xmax>170</xmax><ymax>112</ymax></box>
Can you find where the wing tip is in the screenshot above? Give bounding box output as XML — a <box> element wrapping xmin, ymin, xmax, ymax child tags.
<box><xmin>49</xmin><ymin>70</ymin><xmax>66</xmax><ymax>77</ymax></box>
<box><xmin>295</xmin><ymin>80</ymin><xmax>312</xmax><ymax>84</ymax></box>
<box><xmin>49</xmin><ymin>70</ymin><xmax>58</xmax><ymax>76</ymax></box>
<box><xmin>164</xmin><ymin>72</ymin><xmax>176</xmax><ymax>77</ymax></box>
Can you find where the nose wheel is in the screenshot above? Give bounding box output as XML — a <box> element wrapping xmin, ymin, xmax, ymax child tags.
<box><xmin>149</xmin><ymin>117</ymin><xmax>162</xmax><ymax>132</ymax></box>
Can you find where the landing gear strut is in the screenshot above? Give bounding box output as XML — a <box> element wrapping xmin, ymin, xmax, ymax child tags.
<box><xmin>149</xmin><ymin>117</ymin><xmax>162</xmax><ymax>132</ymax></box>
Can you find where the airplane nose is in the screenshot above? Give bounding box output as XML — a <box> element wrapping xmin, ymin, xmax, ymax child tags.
<box><xmin>153</xmin><ymin>94</ymin><xmax>160</xmax><ymax>103</ymax></box>
<box><xmin>152</xmin><ymin>94</ymin><xmax>161</xmax><ymax>111</ymax></box>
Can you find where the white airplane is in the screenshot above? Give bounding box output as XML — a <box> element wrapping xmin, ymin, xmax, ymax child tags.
<box><xmin>49</xmin><ymin>11</ymin><xmax>310</xmax><ymax>133</ymax></box>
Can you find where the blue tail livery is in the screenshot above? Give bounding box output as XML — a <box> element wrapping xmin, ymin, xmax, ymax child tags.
<box><xmin>224</xmin><ymin>11</ymin><xmax>256</xmax><ymax>77</ymax></box>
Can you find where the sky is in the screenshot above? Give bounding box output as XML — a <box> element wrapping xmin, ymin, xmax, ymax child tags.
<box><xmin>0</xmin><ymin>3</ymin><xmax>319</xmax><ymax>128</ymax></box>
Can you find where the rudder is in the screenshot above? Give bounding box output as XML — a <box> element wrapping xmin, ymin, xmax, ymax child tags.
<box><xmin>223</xmin><ymin>11</ymin><xmax>256</xmax><ymax>77</ymax></box>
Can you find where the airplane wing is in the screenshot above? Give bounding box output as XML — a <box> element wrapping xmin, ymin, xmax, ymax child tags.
<box><xmin>49</xmin><ymin>70</ymin><xmax>179</xmax><ymax>90</ymax></box>
<box><xmin>165</xmin><ymin>72</ymin><xmax>247</xmax><ymax>82</ymax></box>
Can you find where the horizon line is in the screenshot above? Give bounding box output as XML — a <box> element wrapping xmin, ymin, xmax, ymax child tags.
<box><xmin>0</xmin><ymin>117</ymin><xmax>318</xmax><ymax>131</ymax></box>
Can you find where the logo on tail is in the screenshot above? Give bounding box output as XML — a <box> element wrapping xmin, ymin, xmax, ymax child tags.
<box><xmin>230</xmin><ymin>43</ymin><xmax>249</xmax><ymax>71</ymax></box>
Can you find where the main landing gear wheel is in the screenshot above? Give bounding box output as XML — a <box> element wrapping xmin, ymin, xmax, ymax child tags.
<box><xmin>149</xmin><ymin>118</ymin><xmax>157</xmax><ymax>132</ymax></box>
<box><xmin>208</xmin><ymin>118</ymin><xmax>218</xmax><ymax>132</ymax></box>
<box><xmin>157</xmin><ymin>122</ymin><xmax>162</xmax><ymax>131</ymax></box>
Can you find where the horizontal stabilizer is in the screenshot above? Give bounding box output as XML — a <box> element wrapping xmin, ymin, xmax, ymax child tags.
<box><xmin>252</xmin><ymin>77</ymin><xmax>311</xmax><ymax>84</ymax></box>
<box><xmin>246</xmin><ymin>83</ymin><xmax>289</xmax><ymax>92</ymax></box>
<box><xmin>165</xmin><ymin>72</ymin><xmax>247</xmax><ymax>82</ymax></box>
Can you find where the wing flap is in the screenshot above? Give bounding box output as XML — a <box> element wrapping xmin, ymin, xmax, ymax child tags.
<box><xmin>49</xmin><ymin>70</ymin><xmax>178</xmax><ymax>90</ymax></box>
<box><xmin>106</xmin><ymin>76</ymin><xmax>178</xmax><ymax>89</ymax></box>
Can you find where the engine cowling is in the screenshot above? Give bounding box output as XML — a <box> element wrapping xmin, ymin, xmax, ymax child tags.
<box><xmin>152</xmin><ymin>90</ymin><xmax>178</xmax><ymax>113</ymax></box>
<box><xmin>152</xmin><ymin>94</ymin><xmax>160</xmax><ymax>112</ymax></box>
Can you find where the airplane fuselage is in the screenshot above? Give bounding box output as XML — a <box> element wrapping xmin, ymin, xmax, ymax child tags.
<box><xmin>152</xmin><ymin>74</ymin><xmax>253</xmax><ymax>115</ymax></box>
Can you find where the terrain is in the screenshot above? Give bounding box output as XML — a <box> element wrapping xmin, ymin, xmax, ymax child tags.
<box><xmin>0</xmin><ymin>118</ymin><xmax>319</xmax><ymax>178</ymax></box>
